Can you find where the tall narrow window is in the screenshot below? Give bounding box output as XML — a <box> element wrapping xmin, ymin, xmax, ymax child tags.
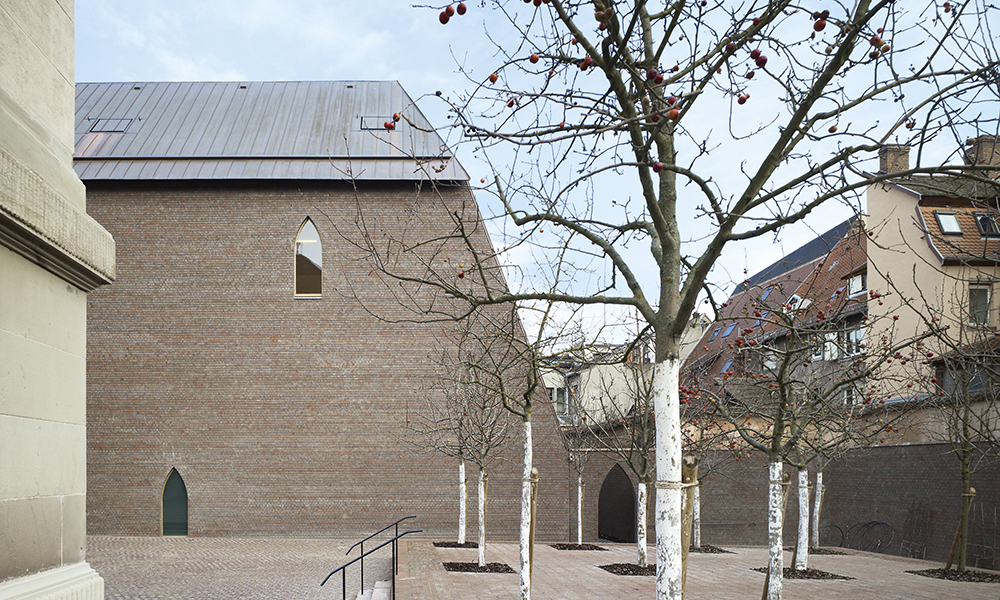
<box><xmin>295</xmin><ymin>219</ymin><xmax>322</xmax><ymax>296</ymax></box>
<box><xmin>162</xmin><ymin>468</ymin><xmax>188</xmax><ymax>536</ymax></box>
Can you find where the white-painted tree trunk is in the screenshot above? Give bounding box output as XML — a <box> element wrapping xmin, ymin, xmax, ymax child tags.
<box><xmin>795</xmin><ymin>467</ymin><xmax>809</xmax><ymax>570</ymax></box>
<box><xmin>459</xmin><ymin>460</ymin><xmax>467</xmax><ymax>545</ymax></box>
<box><xmin>652</xmin><ymin>359</ymin><xmax>683</xmax><ymax>600</ymax></box>
<box><xmin>693</xmin><ymin>485</ymin><xmax>701</xmax><ymax>549</ymax></box>
<box><xmin>811</xmin><ymin>472</ymin><xmax>823</xmax><ymax>549</ymax></box>
<box><xmin>637</xmin><ymin>480</ymin><xmax>648</xmax><ymax>568</ymax></box>
<box><xmin>478</xmin><ymin>467</ymin><xmax>487</xmax><ymax>566</ymax></box>
<box><xmin>519</xmin><ymin>420</ymin><xmax>533</xmax><ymax>600</ymax></box>
<box><xmin>577</xmin><ymin>473</ymin><xmax>584</xmax><ymax>544</ymax></box>
<box><xmin>766</xmin><ymin>461</ymin><xmax>784</xmax><ymax>600</ymax></box>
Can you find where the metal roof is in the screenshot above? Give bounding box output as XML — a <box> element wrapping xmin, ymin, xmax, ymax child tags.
<box><xmin>74</xmin><ymin>81</ymin><xmax>467</xmax><ymax>182</ymax></box>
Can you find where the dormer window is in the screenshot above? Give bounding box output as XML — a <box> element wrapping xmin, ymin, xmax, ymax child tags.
<box><xmin>974</xmin><ymin>212</ymin><xmax>1000</xmax><ymax>238</ymax></box>
<box><xmin>722</xmin><ymin>323</ymin><xmax>737</xmax><ymax>338</ymax></box>
<box><xmin>934</xmin><ymin>211</ymin><xmax>962</xmax><ymax>235</ymax></box>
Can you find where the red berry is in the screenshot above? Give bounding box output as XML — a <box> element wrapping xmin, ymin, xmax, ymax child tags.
<box><xmin>489</xmin><ymin>73</ymin><xmax>498</xmax><ymax>84</ymax></box>
<box><xmin>667</xmin><ymin>95</ymin><xmax>678</xmax><ymax>105</ymax></box>
<box><xmin>647</xmin><ymin>68</ymin><xmax>658</xmax><ymax>80</ymax></box>
<box><xmin>507</xmin><ymin>98</ymin><xmax>515</xmax><ymax>107</ymax></box>
<box><xmin>456</xmin><ymin>2</ymin><xmax>467</xmax><ymax>15</ymax></box>
<box><xmin>458</xmin><ymin>272</ymin><xmax>465</xmax><ymax>279</ymax></box>
<box><xmin>667</xmin><ymin>108</ymin><xmax>680</xmax><ymax>120</ymax></box>
<box><xmin>737</xmin><ymin>95</ymin><xmax>747</xmax><ymax>105</ymax></box>
<box><xmin>445</xmin><ymin>5</ymin><xmax>455</xmax><ymax>16</ymax></box>
<box><xmin>439</xmin><ymin>11</ymin><xmax>450</xmax><ymax>24</ymax></box>
<box><xmin>814</xmin><ymin>20</ymin><xmax>826</xmax><ymax>32</ymax></box>
<box><xmin>726</xmin><ymin>42</ymin><xmax>736</xmax><ymax>52</ymax></box>
<box><xmin>745</xmin><ymin>70</ymin><xmax>755</xmax><ymax>78</ymax></box>
<box><xmin>652</xmin><ymin>162</ymin><xmax>664</xmax><ymax>172</ymax></box>
<box><xmin>870</xmin><ymin>34</ymin><xmax>883</xmax><ymax>47</ymax></box>
<box><xmin>650</xmin><ymin>114</ymin><xmax>660</xmax><ymax>123</ymax></box>
<box><xmin>530</xmin><ymin>53</ymin><xmax>540</xmax><ymax>64</ymax></box>
<box><xmin>654</xmin><ymin>74</ymin><xmax>663</xmax><ymax>84</ymax></box>
<box><xmin>752</xmin><ymin>17</ymin><xmax>760</xmax><ymax>25</ymax></box>
<box><xmin>750</xmin><ymin>49</ymin><xmax>761</xmax><ymax>59</ymax></box>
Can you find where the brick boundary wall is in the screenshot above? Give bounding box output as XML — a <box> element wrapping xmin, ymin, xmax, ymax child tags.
<box><xmin>85</xmin><ymin>180</ymin><xmax>573</xmax><ymax>542</ymax></box>
<box><xmin>822</xmin><ymin>442</ymin><xmax>999</xmax><ymax>569</ymax></box>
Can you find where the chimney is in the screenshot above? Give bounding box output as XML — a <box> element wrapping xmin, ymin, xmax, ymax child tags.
<box><xmin>878</xmin><ymin>144</ymin><xmax>910</xmax><ymax>174</ymax></box>
<box><xmin>964</xmin><ymin>135</ymin><xmax>1000</xmax><ymax>179</ymax></box>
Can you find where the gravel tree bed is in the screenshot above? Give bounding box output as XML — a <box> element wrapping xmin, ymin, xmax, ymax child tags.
<box><xmin>433</xmin><ymin>541</ymin><xmax>479</xmax><ymax>548</ymax></box>
<box><xmin>688</xmin><ymin>545</ymin><xmax>732</xmax><ymax>554</ymax></box>
<box><xmin>599</xmin><ymin>563</ymin><xmax>656</xmax><ymax>576</ymax></box>
<box><xmin>551</xmin><ymin>543</ymin><xmax>608</xmax><ymax>551</ymax></box>
<box><xmin>906</xmin><ymin>568</ymin><xmax>1000</xmax><ymax>583</ymax></box>
<box><xmin>442</xmin><ymin>562</ymin><xmax>516</xmax><ymax>573</ymax></box>
<box><xmin>752</xmin><ymin>567</ymin><xmax>853</xmax><ymax>580</ymax></box>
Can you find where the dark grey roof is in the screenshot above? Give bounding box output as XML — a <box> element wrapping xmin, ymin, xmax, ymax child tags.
<box><xmin>742</xmin><ymin>217</ymin><xmax>856</xmax><ymax>289</ymax></box>
<box><xmin>74</xmin><ymin>81</ymin><xmax>467</xmax><ymax>182</ymax></box>
<box><xmin>891</xmin><ymin>174</ymin><xmax>1000</xmax><ymax>200</ymax></box>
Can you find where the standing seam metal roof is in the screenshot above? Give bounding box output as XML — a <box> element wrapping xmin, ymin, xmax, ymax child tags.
<box><xmin>73</xmin><ymin>81</ymin><xmax>468</xmax><ymax>182</ymax></box>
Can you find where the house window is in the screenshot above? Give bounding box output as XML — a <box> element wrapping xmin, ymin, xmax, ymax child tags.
<box><xmin>761</xmin><ymin>287</ymin><xmax>773</xmax><ymax>301</ymax></box>
<box><xmin>842</xmin><ymin>385</ymin><xmax>858</xmax><ymax>405</ymax></box>
<box><xmin>549</xmin><ymin>387</ymin><xmax>568</xmax><ymax>415</ymax></box>
<box><xmin>823</xmin><ymin>332</ymin><xmax>840</xmax><ymax>361</ymax></box>
<box><xmin>721</xmin><ymin>359</ymin><xmax>734</xmax><ymax>373</ymax></box>
<box><xmin>969</xmin><ymin>285</ymin><xmax>990</xmax><ymax>325</ymax></box>
<box><xmin>974</xmin><ymin>212</ymin><xmax>1000</xmax><ymax>238</ymax></box>
<box><xmin>708</xmin><ymin>328</ymin><xmax>721</xmax><ymax>342</ymax></box>
<box><xmin>934</xmin><ymin>211</ymin><xmax>962</xmax><ymax>235</ymax></box>
<box><xmin>842</xmin><ymin>327</ymin><xmax>865</xmax><ymax>356</ymax></box>
<box><xmin>722</xmin><ymin>323</ymin><xmax>737</xmax><ymax>338</ymax></box>
<box><xmin>755</xmin><ymin>311</ymin><xmax>769</xmax><ymax>328</ymax></box>
<box><xmin>848</xmin><ymin>272</ymin><xmax>867</xmax><ymax>297</ymax></box>
<box><xmin>295</xmin><ymin>218</ymin><xmax>322</xmax><ymax>296</ymax></box>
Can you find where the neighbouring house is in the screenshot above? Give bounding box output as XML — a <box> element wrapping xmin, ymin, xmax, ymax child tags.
<box><xmin>1</xmin><ymin>1</ymin><xmax>114</xmax><ymax>599</ymax></box>
<box><xmin>678</xmin><ymin>138</ymin><xmax>1000</xmax><ymax>564</ymax></box>
<box><xmin>75</xmin><ymin>81</ymin><xmax>574</xmax><ymax>540</ymax></box>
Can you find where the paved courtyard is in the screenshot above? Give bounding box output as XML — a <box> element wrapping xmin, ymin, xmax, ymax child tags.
<box><xmin>87</xmin><ymin>535</ymin><xmax>999</xmax><ymax>600</ymax></box>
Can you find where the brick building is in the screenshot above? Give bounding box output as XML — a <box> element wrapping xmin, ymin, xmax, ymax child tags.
<box><xmin>75</xmin><ymin>81</ymin><xmax>577</xmax><ymax>540</ymax></box>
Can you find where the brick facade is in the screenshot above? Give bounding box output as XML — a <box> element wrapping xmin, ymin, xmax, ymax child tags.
<box><xmin>85</xmin><ymin>179</ymin><xmax>573</xmax><ymax>541</ymax></box>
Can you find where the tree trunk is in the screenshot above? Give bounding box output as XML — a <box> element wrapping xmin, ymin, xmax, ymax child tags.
<box><xmin>693</xmin><ymin>484</ymin><xmax>701</xmax><ymax>549</ymax></box>
<box><xmin>681</xmin><ymin>454</ymin><xmax>698</xmax><ymax>597</ymax></box>
<box><xmin>764</xmin><ymin>461</ymin><xmax>784</xmax><ymax>600</ymax></box>
<box><xmin>519</xmin><ymin>420</ymin><xmax>533</xmax><ymax>600</ymax></box>
<box><xmin>638</xmin><ymin>478</ymin><xmax>649</xmax><ymax>568</ymax></box>
<box><xmin>652</xmin><ymin>358</ymin><xmax>683</xmax><ymax>600</ymax></box>
<box><xmin>811</xmin><ymin>471</ymin><xmax>823</xmax><ymax>549</ymax></box>
<box><xmin>577</xmin><ymin>474</ymin><xmax>584</xmax><ymax>544</ymax></box>
<box><xmin>794</xmin><ymin>467</ymin><xmax>809</xmax><ymax>570</ymax></box>
<box><xmin>459</xmin><ymin>459</ymin><xmax>467</xmax><ymax>545</ymax></box>
<box><xmin>478</xmin><ymin>468</ymin><xmax>488</xmax><ymax>566</ymax></box>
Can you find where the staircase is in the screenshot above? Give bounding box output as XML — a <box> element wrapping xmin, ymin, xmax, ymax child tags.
<box><xmin>355</xmin><ymin>580</ymin><xmax>392</xmax><ymax>600</ymax></box>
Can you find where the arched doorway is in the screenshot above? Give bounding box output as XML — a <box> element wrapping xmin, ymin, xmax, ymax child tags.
<box><xmin>598</xmin><ymin>464</ymin><xmax>636</xmax><ymax>543</ymax></box>
<box><xmin>162</xmin><ymin>468</ymin><xmax>188</xmax><ymax>536</ymax></box>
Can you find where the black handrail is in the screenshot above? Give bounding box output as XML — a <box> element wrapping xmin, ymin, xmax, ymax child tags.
<box><xmin>344</xmin><ymin>516</ymin><xmax>416</xmax><ymax>591</ymax></box>
<box><xmin>321</xmin><ymin>528</ymin><xmax>421</xmax><ymax>600</ymax></box>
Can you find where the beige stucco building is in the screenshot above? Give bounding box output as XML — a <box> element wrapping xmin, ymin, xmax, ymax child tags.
<box><xmin>0</xmin><ymin>1</ymin><xmax>114</xmax><ymax>598</ymax></box>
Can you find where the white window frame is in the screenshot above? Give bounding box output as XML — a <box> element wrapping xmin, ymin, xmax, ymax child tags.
<box><xmin>969</xmin><ymin>285</ymin><xmax>991</xmax><ymax>326</ymax></box>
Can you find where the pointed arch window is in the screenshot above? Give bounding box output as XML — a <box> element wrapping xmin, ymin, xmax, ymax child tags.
<box><xmin>295</xmin><ymin>218</ymin><xmax>322</xmax><ymax>296</ymax></box>
<box><xmin>162</xmin><ymin>468</ymin><xmax>188</xmax><ymax>536</ymax></box>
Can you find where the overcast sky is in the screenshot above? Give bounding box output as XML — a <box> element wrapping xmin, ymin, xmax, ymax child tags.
<box><xmin>74</xmin><ymin>0</ymin><xmax>861</xmax><ymax>328</ymax></box>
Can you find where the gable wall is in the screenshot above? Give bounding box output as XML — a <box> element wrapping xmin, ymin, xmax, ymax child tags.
<box><xmin>84</xmin><ymin>180</ymin><xmax>572</xmax><ymax>540</ymax></box>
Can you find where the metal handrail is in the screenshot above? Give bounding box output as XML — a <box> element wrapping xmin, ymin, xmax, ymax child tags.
<box><xmin>321</xmin><ymin>528</ymin><xmax>421</xmax><ymax>600</ymax></box>
<box><xmin>344</xmin><ymin>516</ymin><xmax>417</xmax><ymax>590</ymax></box>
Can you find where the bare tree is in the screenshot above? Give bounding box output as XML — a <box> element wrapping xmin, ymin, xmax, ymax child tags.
<box><xmin>364</xmin><ymin>2</ymin><xmax>1000</xmax><ymax>598</ymax></box>
<box><xmin>407</xmin><ymin>318</ymin><xmax>517</xmax><ymax>565</ymax></box>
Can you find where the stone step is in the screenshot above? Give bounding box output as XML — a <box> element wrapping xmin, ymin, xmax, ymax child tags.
<box><xmin>356</xmin><ymin>580</ymin><xmax>391</xmax><ymax>600</ymax></box>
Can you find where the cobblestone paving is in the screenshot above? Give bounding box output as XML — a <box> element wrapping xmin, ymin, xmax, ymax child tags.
<box><xmin>88</xmin><ymin>536</ymin><xmax>1000</xmax><ymax>600</ymax></box>
<box><xmin>397</xmin><ymin>541</ymin><xmax>1000</xmax><ymax>600</ymax></box>
<box><xmin>88</xmin><ymin>536</ymin><xmax>392</xmax><ymax>600</ymax></box>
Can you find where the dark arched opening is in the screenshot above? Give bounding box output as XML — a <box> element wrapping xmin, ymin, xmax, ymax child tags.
<box><xmin>162</xmin><ymin>468</ymin><xmax>188</xmax><ymax>536</ymax></box>
<box><xmin>598</xmin><ymin>464</ymin><xmax>636</xmax><ymax>543</ymax></box>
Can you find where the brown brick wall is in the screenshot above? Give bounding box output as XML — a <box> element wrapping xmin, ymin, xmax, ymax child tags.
<box><xmin>85</xmin><ymin>180</ymin><xmax>573</xmax><ymax>541</ymax></box>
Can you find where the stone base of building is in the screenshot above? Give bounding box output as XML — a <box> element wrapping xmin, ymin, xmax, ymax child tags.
<box><xmin>0</xmin><ymin>563</ymin><xmax>103</xmax><ymax>600</ymax></box>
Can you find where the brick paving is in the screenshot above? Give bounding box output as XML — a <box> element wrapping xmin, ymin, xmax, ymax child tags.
<box><xmin>88</xmin><ymin>536</ymin><xmax>999</xmax><ymax>600</ymax></box>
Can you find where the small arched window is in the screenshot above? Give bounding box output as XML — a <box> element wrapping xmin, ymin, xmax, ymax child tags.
<box><xmin>162</xmin><ymin>468</ymin><xmax>188</xmax><ymax>536</ymax></box>
<box><xmin>295</xmin><ymin>218</ymin><xmax>322</xmax><ymax>296</ymax></box>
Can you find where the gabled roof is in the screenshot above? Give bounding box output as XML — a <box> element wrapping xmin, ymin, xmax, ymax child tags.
<box><xmin>743</xmin><ymin>218</ymin><xmax>856</xmax><ymax>289</ymax></box>
<box><xmin>74</xmin><ymin>81</ymin><xmax>467</xmax><ymax>182</ymax></box>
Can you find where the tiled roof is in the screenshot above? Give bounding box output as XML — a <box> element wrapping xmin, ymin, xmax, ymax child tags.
<box><xmin>683</xmin><ymin>227</ymin><xmax>867</xmax><ymax>380</ymax></box>
<box><xmin>74</xmin><ymin>81</ymin><xmax>467</xmax><ymax>182</ymax></box>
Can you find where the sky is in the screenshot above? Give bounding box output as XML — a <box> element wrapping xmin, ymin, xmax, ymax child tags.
<box><xmin>73</xmin><ymin>0</ymin><xmax>869</xmax><ymax>334</ymax></box>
